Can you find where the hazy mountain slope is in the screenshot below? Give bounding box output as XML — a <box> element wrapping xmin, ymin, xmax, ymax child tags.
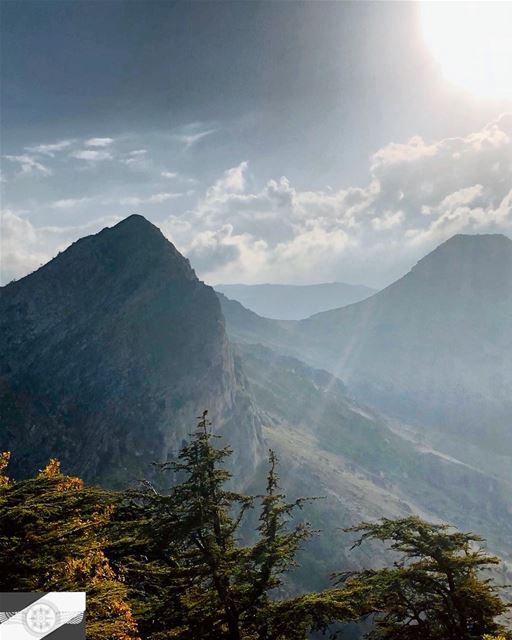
<box><xmin>222</xmin><ymin>235</ymin><xmax>512</xmax><ymax>458</ymax></box>
<box><xmin>1</xmin><ymin>217</ymin><xmax>510</xmax><ymax>611</ymax></box>
<box><xmin>215</xmin><ymin>282</ymin><xmax>375</xmax><ymax>320</ymax></box>
<box><xmin>0</xmin><ymin>215</ymin><xmax>262</xmax><ymax>486</ymax></box>
<box><xmin>217</xmin><ymin>292</ymin><xmax>295</xmax><ymax>350</ymax></box>
<box><xmin>296</xmin><ymin>234</ymin><xmax>512</xmax><ymax>453</ymax></box>
<box><xmin>237</xmin><ymin>344</ymin><xmax>512</xmax><ymax>569</ymax></box>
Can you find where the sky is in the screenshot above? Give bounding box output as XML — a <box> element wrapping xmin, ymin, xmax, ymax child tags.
<box><xmin>1</xmin><ymin>0</ymin><xmax>511</xmax><ymax>287</ymax></box>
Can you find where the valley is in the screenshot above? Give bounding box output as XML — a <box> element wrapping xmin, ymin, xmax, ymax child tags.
<box><xmin>1</xmin><ymin>216</ymin><xmax>511</xmax><ymax>598</ymax></box>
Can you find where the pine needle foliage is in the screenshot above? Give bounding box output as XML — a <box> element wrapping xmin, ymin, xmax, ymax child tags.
<box><xmin>116</xmin><ymin>411</ymin><xmax>370</xmax><ymax>640</ymax></box>
<box><xmin>0</xmin><ymin>454</ymin><xmax>139</xmax><ymax>640</ymax></box>
<box><xmin>1</xmin><ymin>418</ymin><xmax>510</xmax><ymax>640</ymax></box>
<box><xmin>338</xmin><ymin>516</ymin><xmax>512</xmax><ymax>640</ymax></box>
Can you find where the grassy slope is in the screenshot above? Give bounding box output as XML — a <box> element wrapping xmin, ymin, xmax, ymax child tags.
<box><xmin>236</xmin><ymin>343</ymin><xmax>512</xmax><ymax>586</ymax></box>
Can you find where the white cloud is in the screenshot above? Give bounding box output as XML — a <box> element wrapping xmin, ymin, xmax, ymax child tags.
<box><xmin>179</xmin><ymin>129</ymin><xmax>217</xmax><ymax>149</ymax></box>
<box><xmin>173</xmin><ymin>123</ymin><xmax>218</xmax><ymax>150</ymax></box>
<box><xmin>118</xmin><ymin>149</ymin><xmax>150</xmax><ymax>170</ymax></box>
<box><xmin>85</xmin><ymin>137</ymin><xmax>114</xmax><ymax>147</ymax></box>
<box><xmin>407</xmin><ymin>186</ymin><xmax>512</xmax><ymax>247</ymax></box>
<box><xmin>71</xmin><ymin>149</ymin><xmax>113</xmax><ymax>161</ymax></box>
<box><xmin>371</xmin><ymin>209</ymin><xmax>405</xmax><ymax>231</ymax></box>
<box><xmin>0</xmin><ymin>211</ymin><xmax>121</xmax><ymax>284</ymax></box>
<box><xmin>25</xmin><ymin>139</ymin><xmax>74</xmax><ymax>157</ymax></box>
<box><xmin>120</xmin><ymin>152</ymin><xmax>148</xmax><ymax>169</ymax></box>
<box><xmin>51</xmin><ymin>197</ymin><xmax>92</xmax><ymax>209</ymax></box>
<box><xmin>371</xmin><ymin>135</ymin><xmax>438</xmax><ymax>169</ymax></box>
<box><xmin>0</xmin><ymin>210</ymin><xmax>44</xmax><ymax>282</ymax></box>
<box><xmin>116</xmin><ymin>192</ymin><xmax>183</xmax><ymax>206</ymax></box>
<box><xmin>206</xmin><ymin>161</ymin><xmax>248</xmax><ymax>199</ymax></box>
<box><xmin>148</xmin><ymin>192</ymin><xmax>181</xmax><ymax>204</ymax></box>
<box><xmin>161</xmin><ymin>114</ymin><xmax>512</xmax><ymax>286</ymax></box>
<box><xmin>4</xmin><ymin>114</ymin><xmax>512</xmax><ymax>287</ymax></box>
<box><xmin>161</xmin><ymin>171</ymin><xmax>197</xmax><ymax>186</ymax></box>
<box><xmin>3</xmin><ymin>155</ymin><xmax>52</xmax><ymax>176</ymax></box>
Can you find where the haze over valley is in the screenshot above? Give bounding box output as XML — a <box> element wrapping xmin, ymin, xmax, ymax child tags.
<box><xmin>2</xmin><ymin>217</ymin><xmax>511</xmax><ymax>590</ymax></box>
<box><xmin>1</xmin><ymin>2</ymin><xmax>512</xmax><ymax>637</ymax></box>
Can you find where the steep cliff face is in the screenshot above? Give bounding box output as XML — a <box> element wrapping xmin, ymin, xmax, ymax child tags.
<box><xmin>2</xmin><ymin>219</ymin><xmax>511</xmax><ymax>593</ymax></box>
<box><xmin>0</xmin><ymin>215</ymin><xmax>262</xmax><ymax>486</ymax></box>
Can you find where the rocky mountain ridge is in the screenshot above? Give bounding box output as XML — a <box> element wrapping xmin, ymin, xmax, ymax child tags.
<box><xmin>0</xmin><ymin>215</ymin><xmax>262</xmax><ymax>486</ymax></box>
<box><xmin>1</xmin><ymin>218</ymin><xmax>510</xmax><ymax>591</ymax></box>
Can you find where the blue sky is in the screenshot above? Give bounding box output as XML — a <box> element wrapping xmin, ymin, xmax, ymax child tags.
<box><xmin>1</xmin><ymin>1</ymin><xmax>511</xmax><ymax>286</ymax></box>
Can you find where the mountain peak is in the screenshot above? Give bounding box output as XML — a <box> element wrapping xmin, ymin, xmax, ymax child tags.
<box><xmin>419</xmin><ymin>232</ymin><xmax>512</xmax><ymax>257</ymax></box>
<box><xmin>438</xmin><ymin>232</ymin><xmax>511</xmax><ymax>248</ymax></box>
<box><xmin>108</xmin><ymin>213</ymin><xmax>161</xmax><ymax>236</ymax></box>
<box><xmin>0</xmin><ymin>215</ymin><xmax>262</xmax><ymax>484</ymax></box>
<box><xmin>3</xmin><ymin>216</ymin><xmax>196</xmax><ymax>294</ymax></box>
<box><xmin>411</xmin><ymin>232</ymin><xmax>512</xmax><ymax>287</ymax></box>
<box><xmin>91</xmin><ymin>214</ymin><xmax>173</xmax><ymax>250</ymax></box>
<box><xmin>117</xmin><ymin>212</ymin><xmax>152</xmax><ymax>225</ymax></box>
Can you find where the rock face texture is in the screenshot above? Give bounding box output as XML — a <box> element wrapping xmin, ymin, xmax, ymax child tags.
<box><xmin>1</xmin><ymin>219</ymin><xmax>511</xmax><ymax>590</ymax></box>
<box><xmin>0</xmin><ymin>215</ymin><xmax>261</xmax><ymax>486</ymax></box>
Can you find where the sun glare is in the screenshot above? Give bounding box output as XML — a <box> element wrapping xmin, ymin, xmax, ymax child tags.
<box><xmin>420</xmin><ymin>1</ymin><xmax>512</xmax><ymax>100</ymax></box>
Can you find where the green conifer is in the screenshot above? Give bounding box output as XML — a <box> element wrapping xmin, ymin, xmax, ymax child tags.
<box><xmin>120</xmin><ymin>411</ymin><xmax>368</xmax><ymax>639</ymax></box>
<box><xmin>339</xmin><ymin>516</ymin><xmax>512</xmax><ymax>640</ymax></box>
<box><xmin>0</xmin><ymin>454</ymin><xmax>139</xmax><ymax>640</ymax></box>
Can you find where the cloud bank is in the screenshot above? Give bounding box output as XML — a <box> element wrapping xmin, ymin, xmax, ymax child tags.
<box><xmin>1</xmin><ymin>115</ymin><xmax>511</xmax><ymax>286</ymax></box>
<box><xmin>162</xmin><ymin>114</ymin><xmax>512</xmax><ymax>285</ymax></box>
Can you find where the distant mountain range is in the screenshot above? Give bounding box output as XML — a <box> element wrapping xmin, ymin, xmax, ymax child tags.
<box><xmin>1</xmin><ymin>217</ymin><xmax>511</xmax><ymax>590</ymax></box>
<box><xmin>220</xmin><ymin>234</ymin><xmax>512</xmax><ymax>465</ymax></box>
<box><xmin>215</xmin><ymin>282</ymin><xmax>375</xmax><ymax>320</ymax></box>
